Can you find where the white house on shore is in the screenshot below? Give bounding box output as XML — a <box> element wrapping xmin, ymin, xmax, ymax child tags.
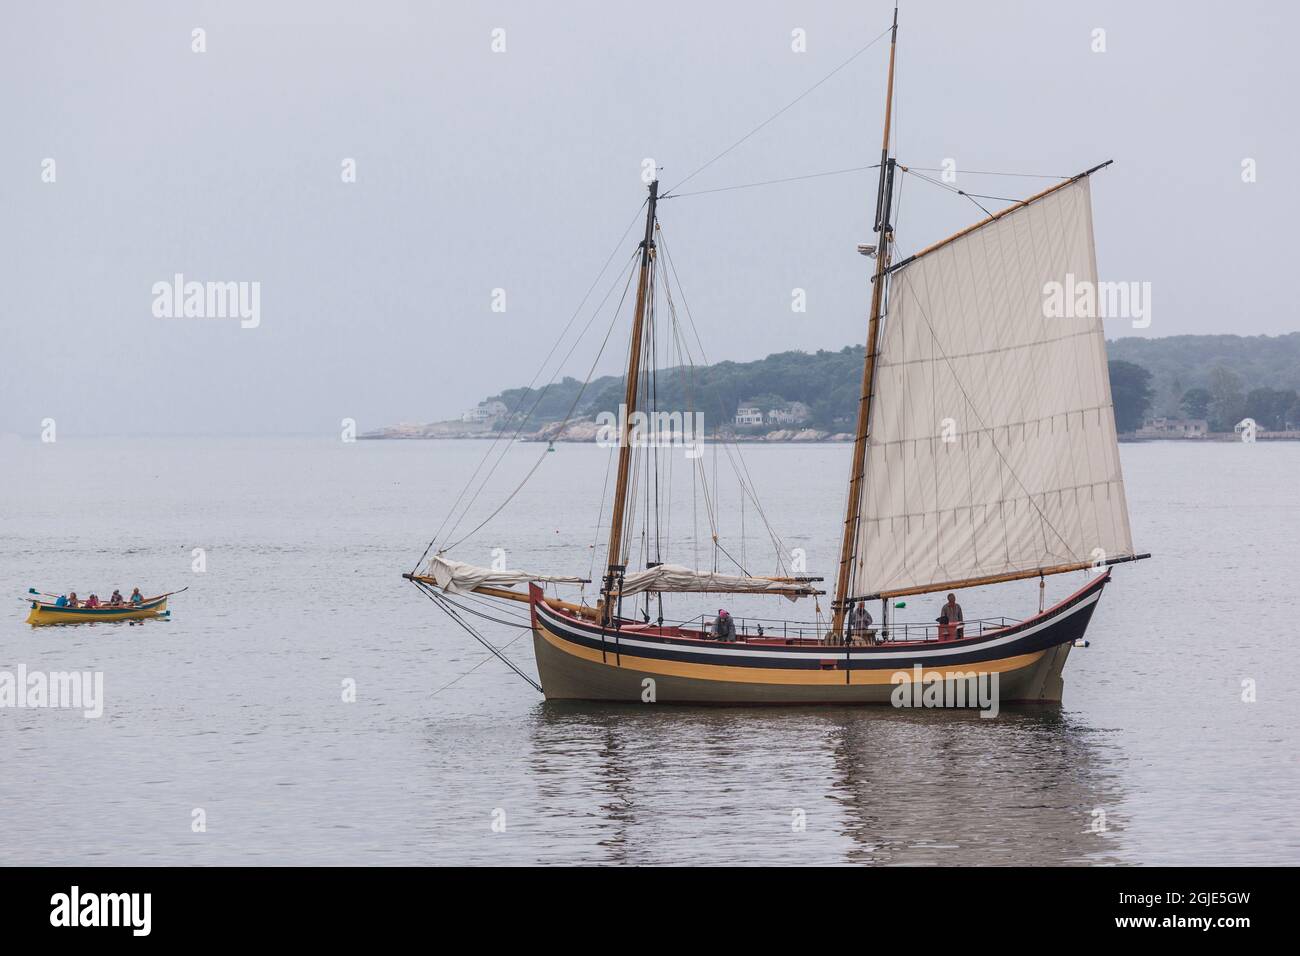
<box><xmin>462</xmin><ymin>400</ymin><xmax>508</xmax><ymax>423</ymax></box>
<box><xmin>766</xmin><ymin>401</ymin><xmax>812</xmax><ymax>425</ymax></box>
<box><xmin>1134</xmin><ymin>417</ymin><xmax>1209</xmax><ymax>439</ymax></box>
<box><xmin>736</xmin><ymin>400</ymin><xmax>811</xmax><ymax>427</ymax></box>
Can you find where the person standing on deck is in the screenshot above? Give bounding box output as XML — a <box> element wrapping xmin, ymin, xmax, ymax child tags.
<box><xmin>848</xmin><ymin>601</ymin><xmax>873</xmax><ymax>645</ymax></box>
<box><xmin>711</xmin><ymin>609</ymin><xmax>736</xmax><ymax>641</ymax></box>
<box><xmin>939</xmin><ymin>593</ymin><xmax>964</xmax><ymax>639</ymax></box>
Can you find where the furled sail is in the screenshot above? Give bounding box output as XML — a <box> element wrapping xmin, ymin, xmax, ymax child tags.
<box><xmin>424</xmin><ymin>556</ymin><xmax>817</xmax><ymax>601</ymax></box>
<box><xmin>423</xmin><ymin>555</ymin><xmax>588</xmax><ymax>595</ymax></box>
<box><xmin>849</xmin><ymin>176</ymin><xmax>1134</xmax><ymax>599</ymax></box>
<box><xmin>615</xmin><ymin>564</ymin><xmax>819</xmax><ymax>600</ymax></box>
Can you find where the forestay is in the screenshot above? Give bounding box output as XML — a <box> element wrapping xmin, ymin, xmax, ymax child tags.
<box><xmin>850</xmin><ymin>177</ymin><xmax>1134</xmax><ymax>599</ymax></box>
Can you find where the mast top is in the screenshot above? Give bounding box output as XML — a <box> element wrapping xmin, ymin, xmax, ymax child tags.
<box><xmin>642</xmin><ymin>179</ymin><xmax>659</xmax><ymax>246</ymax></box>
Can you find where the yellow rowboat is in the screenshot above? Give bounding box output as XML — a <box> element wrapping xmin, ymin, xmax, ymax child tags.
<box><xmin>23</xmin><ymin>588</ymin><xmax>185</xmax><ymax>626</ymax></box>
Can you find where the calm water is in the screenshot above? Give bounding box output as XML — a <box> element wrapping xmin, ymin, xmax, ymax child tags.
<box><xmin>0</xmin><ymin>437</ymin><xmax>1296</xmax><ymax>865</ymax></box>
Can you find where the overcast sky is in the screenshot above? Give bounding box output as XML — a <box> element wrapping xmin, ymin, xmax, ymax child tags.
<box><xmin>1</xmin><ymin>0</ymin><xmax>1294</xmax><ymax>436</ymax></box>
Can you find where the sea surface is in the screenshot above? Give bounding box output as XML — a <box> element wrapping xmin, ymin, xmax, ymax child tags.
<box><xmin>0</xmin><ymin>437</ymin><xmax>1296</xmax><ymax>865</ymax></box>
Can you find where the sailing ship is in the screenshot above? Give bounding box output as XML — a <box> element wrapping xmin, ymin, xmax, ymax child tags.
<box><xmin>407</xmin><ymin>10</ymin><xmax>1147</xmax><ymax>705</ymax></box>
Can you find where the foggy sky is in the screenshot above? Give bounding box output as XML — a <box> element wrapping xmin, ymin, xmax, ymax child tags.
<box><xmin>1</xmin><ymin>0</ymin><xmax>1295</xmax><ymax>436</ymax></box>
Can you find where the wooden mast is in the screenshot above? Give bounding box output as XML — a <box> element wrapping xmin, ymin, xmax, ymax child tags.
<box><xmin>602</xmin><ymin>179</ymin><xmax>659</xmax><ymax>621</ymax></box>
<box><xmin>831</xmin><ymin>9</ymin><xmax>897</xmax><ymax>638</ymax></box>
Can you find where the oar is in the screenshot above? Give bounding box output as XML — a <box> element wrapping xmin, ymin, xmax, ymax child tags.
<box><xmin>27</xmin><ymin>586</ymin><xmax>191</xmax><ymax>605</ymax></box>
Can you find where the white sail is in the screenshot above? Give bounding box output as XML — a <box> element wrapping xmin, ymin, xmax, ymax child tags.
<box><xmin>849</xmin><ymin>177</ymin><xmax>1134</xmax><ymax>598</ymax></box>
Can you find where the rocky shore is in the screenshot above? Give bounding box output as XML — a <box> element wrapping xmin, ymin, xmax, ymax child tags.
<box><xmin>361</xmin><ymin>418</ymin><xmax>854</xmax><ymax>442</ymax></box>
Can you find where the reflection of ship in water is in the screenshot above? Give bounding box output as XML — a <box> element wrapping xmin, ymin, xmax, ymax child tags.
<box><xmin>826</xmin><ymin>708</ymin><xmax>1129</xmax><ymax>865</ymax></box>
<box><xmin>525</xmin><ymin>705</ymin><xmax>636</xmax><ymax>865</ymax></box>
<box><xmin>526</xmin><ymin>703</ymin><xmax>1129</xmax><ymax>865</ymax></box>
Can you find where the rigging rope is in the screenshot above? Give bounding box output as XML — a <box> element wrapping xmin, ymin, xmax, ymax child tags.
<box><xmin>414</xmin><ymin>580</ymin><xmax>542</xmax><ymax>694</ymax></box>
<box><xmin>897</xmin><ymin>166</ymin><xmax>1028</xmax><ymax>220</ymax></box>
<box><xmin>428</xmin><ymin>623</ymin><xmax>531</xmax><ymax>698</ymax></box>
<box><xmin>664</xmin><ymin>26</ymin><xmax>894</xmax><ymax>196</ymax></box>
<box><xmin>657</xmin><ymin>226</ymin><xmax>792</xmax><ymax>576</ymax></box>
<box><xmin>662</xmin><ymin>164</ymin><xmax>880</xmax><ymax>200</ymax></box>
<box><xmin>441</xmin><ymin>588</ymin><xmax>533</xmax><ymax>626</ymax></box>
<box><xmin>413</xmin><ymin>204</ymin><xmax>647</xmax><ymax>571</ymax></box>
<box><xmin>437</xmin><ymin>253</ymin><xmax>642</xmax><ymax>554</ymax></box>
<box><xmin>900</xmin><ymin>166</ymin><xmax>1069</xmax><ymax>180</ymax></box>
<box><xmin>588</xmin><ymin>439</ymin><xmax>618</xmax><ymax>582</ymax></box>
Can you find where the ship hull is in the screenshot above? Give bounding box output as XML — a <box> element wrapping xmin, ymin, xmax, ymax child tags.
<box><xmin>530</xmin><ymin>574</ymin><xmax>1107</xmax><ymax>705</ymax></box>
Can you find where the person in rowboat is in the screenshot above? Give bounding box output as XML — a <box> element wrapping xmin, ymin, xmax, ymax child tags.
<box><xmin>66</xmin><ymin>592</ymin><xmax>80</xmax><ymax>608</ymax></box>
<box><xmin>130</xmin><ymin>588</ymin><xmax>144</xmax><ymax>606</ymax></box>
<box><xmin>54</xmin><ymin>594</ymin><xmax>69</xmax><ymax>608</ymax></box>
<box><xmin>109</xmin><ymin>589</ymin><xmax>124</xmax><ymax>606</ymax></box>
<box><xmin>85</xmin><ymin>594</ymin><xmax>101</xmax><ymax>608</ymax></box>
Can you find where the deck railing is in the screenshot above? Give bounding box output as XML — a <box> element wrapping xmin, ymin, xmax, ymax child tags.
<box><xmin>679</xmin><ymin>614</ymin><xmax>1018</xmax><ymax>646</ymax></box>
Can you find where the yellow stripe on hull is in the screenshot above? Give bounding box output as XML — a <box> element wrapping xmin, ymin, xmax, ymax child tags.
<box><xmin>25</xmin><ymin>598</ymin><xmax>167</xmax><ymax>626</ymax></box>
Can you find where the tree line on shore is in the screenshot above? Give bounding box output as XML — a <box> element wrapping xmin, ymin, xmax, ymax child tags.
<box><xmin>1107</xmin><ymin>332</ymin><xmax>1300</xmax><ymax>431</ymax></box>
<box><xmin>1107</xmin><ymin>360</ymin><xmax>1299</xmax><ymax>432</ymax></box>
<box><xmin>481</xmin><ymin>333</ymin><xmax>1300</xmax><ymax>436</ymax></box>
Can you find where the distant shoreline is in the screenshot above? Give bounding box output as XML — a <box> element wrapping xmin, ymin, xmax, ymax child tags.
<box><xmin>360</xmin><ymin>431</ymin><xmax>1300</xmax><ymax>444</ymax></box>
<box><xmin>1121</xmin><ymin>432</ymin><xmax>1300</xmax><ymax>442</ymax></box>
<box><xmin>360</xmin><ymin>430</ymin><xmax>853</xmax><ymax>443</ymax></box>
<box><xmin>363</xmin><ymin>332</ymin><xmax>1300</xmax><ymax>446</ymax></box>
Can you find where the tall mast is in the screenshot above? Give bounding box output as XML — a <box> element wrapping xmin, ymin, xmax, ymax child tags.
<box><xmin>602</xmin><ymin>179</ymin><xmax>659</xmax><ymax>620</ymax></box>
<box><xmin>832</xmin><ymin>9</ymin><xmax>897</xmax><ymax>638</ymax></box>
